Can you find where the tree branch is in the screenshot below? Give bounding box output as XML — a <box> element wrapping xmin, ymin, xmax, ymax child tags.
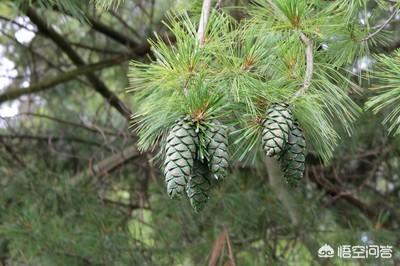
<box><xmin>70</xmin><ymin>41</ymin><xmax>124</xmax><ymax>54</ymax></box>
<box><xmin>88</xmin><ymin>16</ymin><xmax>138</xmax><ymax>48</ymax></box>
<box><xmin>70</xmin><ymin>145</ymin><xmax>141</xmax><ymax>185</ymax></box>
<box><xmin>308</xmin><ymin>166</ymin><xmax>378</xmax><ymax>220</ymax></box>
<box><xmin>0</xmin><ymin>55</ymin><xmax>131</xmax><ymax>104</ymax></box>
<box><xmin>0</xmin><ymin>133</ymin><xmax>102</xmax><ymax>147</ymax></box>
<box><xmin>294</xmin><ymin>32</ymin><xmax>313</xmax><ymax>98</ymax></box>
<box><xmin>197</xmin><ymin>0</ymin><xmax>212</xmax><ymax>45</ymax></box>
<box><xmin>26</xmin><ymin>7</ymin><xmax>132</xmax><ymax>119</ymax></box>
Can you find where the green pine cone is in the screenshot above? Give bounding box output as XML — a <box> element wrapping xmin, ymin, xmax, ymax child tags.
<box><xmin>205</xmin><ymin>120</ymin><xmax>229</xmax><ymax>180</ymax></box>
<box><xmin>164</xmin><ymin>117</ymin><xmax>197</xmax><ymax>198</ymax></box>
<box><xmin>262</xmin><ymin>103</ymin><xmax>294</xmax><ymax>157</ymax></box>
<box><xmin>186</xmin><ymin>160</ymin><xmax>212</xmax><ymax>212</ymax></box>
<box><xmin>278</xmin><ymin>122</ymin><xmax>306</xmax><ymax>187</ymax></box>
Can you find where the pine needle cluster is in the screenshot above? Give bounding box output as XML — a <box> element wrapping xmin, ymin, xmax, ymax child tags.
<box><xmin>129</xmin><ymin>1</ymin><xmax>366</xmax><ymax>167</ymax></box>
<box><xmin>366</xmin><ymin>50</ymin><xmax>400</xmax><ymax>135</ymax></box>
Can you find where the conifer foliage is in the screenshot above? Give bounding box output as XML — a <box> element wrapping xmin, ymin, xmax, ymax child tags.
<box><xmin>128</xmin><ymin>0</ymin><xmax>367</xmax><ymax>210</ymax></box>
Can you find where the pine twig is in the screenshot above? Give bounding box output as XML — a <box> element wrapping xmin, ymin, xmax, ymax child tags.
<box><xmin>215</xmin><ymin>0</ymin><xmax>223</xmax><ymax>10</ymax></box>
<box><xmin>362</xmin><ymin>9</ymin><xmax>399</xmax><ymax>41</ymax></box>
<box><xmin>197</xmin><ymin>0</ymin><xmax>212</xmax><ymax>45</ymax></box>
<box><xmin>181</xmin><ymin>0</ymin><xmax>212</xmax><ymax>96</ymax></box>
<box><xmin>294</xmin><ymin>32</ymin><xmax>314</xmax><ymax>98</ymax></box>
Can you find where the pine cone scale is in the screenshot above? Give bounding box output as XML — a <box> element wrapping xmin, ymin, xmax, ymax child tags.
<box><xmin>278</xmin><ymin>122</ymin><xmax>306</xmax><ymax>187</ymax></box>
<box><xmin>262</xmin><ymin>103</ymin><xmax>294</xmax><ymax>157</ymax></box>
<box><xmin>205</xmin><ymin>120</ymin><xmax>229</xmax><ymax>180</ymax></box>
<box><xmin>164</xmin><ymin>118</ymin><xmax>197</xmax><ymax>198</ymax></box>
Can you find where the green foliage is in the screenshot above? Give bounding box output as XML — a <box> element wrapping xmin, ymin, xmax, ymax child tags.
<box><xmin>0</xmin><ymin>167</ymin><xmax>145</xmax><ymax>265</ymax></box>
<box><xmin>129</xmin><ymin>1</ymin><xmax>364</xmax><ymax>166</ymax></box>
<box><xmin>93</xmin><ymin>0</ymin><xmax>124</xmax><ymax>11</ymax></box>
<box><xmin>12</xmin><ymin>0</ymin><xmax>124</xmax><ymax>21</ymax></box>
<box><xmin>3</xmin><ymin>0</ymin><xmax>400</xmax><ymax>264</ymax></box>
<box><xmin>366</xmin><ymin>50</ymin><xmax>400</xmax><ymax>135</ymax></box>
<box><xmin>13</xmin><ymin>0</ymin><xmax>88</xmax><ymax>21</ymax></box>
<box><xmin>128</xmin><ymin>12</ymin><xmax>232</xmax><ymax>151</ymax></box>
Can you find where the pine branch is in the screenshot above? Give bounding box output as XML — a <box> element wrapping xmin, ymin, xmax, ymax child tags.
<box><xmin>109</xmin><ymin>10</ymin><xmax>142</xmax><ymax>39</ymax></box>
<box><xmin>26</xmin><ymin>7</ymin><xmax>132</xmax><ymax>119</ymax></box>
<box><xmin>0</xmin><ymin>133</ymin><xmax>102</xmax><ymax>146</ymax></box>
<box><xmin>70</xmin><ymin>42</ymin><xmax>124</xmax><ymax>54</ymax></box>
<box><xmin>294</xmin><ymin>32</ymin><xmax>314</xmax><ymax>97</ymax></box>
<box><xmin>0</xmin><ymin>55</ymin><xmax>131</xmax><ymax>104</ymax></box>
<box><xmin>70</xmin><ymin>145</ymin><xmax>141</xmax><ymax>185</ymax></box>
<box><xmin>215</xmin><ymin>0</ymin><xmax>223</xmax><ymax>10</ymax></box>
<box><xmin>308</xmin><ymin>167</ymin><xmax>379</xmax><ymax>221</ymax></box>
<box><xmin>51</xmin><ymin>3</ymin><xmax>138</xmax><ymax>48</ymax></box>
<box><xmin>88</xmin><ymin>16</ymin><xmax>138</xmax><ymax>48</ymax></box>
<box><xmin>15</xmin><ymin>112</ymin><xmax>125</xmax><ymax>137</ymax></box>
<box><xmin>197</xmin><ymin>0</ymin><xmax>212</xmax><ymax>45</ymax></box>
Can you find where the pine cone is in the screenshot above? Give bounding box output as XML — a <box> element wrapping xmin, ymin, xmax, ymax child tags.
<box><xmin>164</xmin><ymin>117</ymin><xmax>197</xmax><ymax>198</ymax></box>
<box><xmin>262</xmin><ymin>103</ymin><xmax>294</xmax><ymax>157</ymax></box>
<box><xmin>278</xmin><ymin>122</ymin><xmax>306</xmax><ymax>187</ymax></box>
<box><xmin>186</xmin><ymin>160</ymin><xmax>212</xmax><ymax>212</ymax></box>
<box><xmin>205</xmin><ymin>120</ymin><xmax>229</xmax><ymax>180</ymax></box>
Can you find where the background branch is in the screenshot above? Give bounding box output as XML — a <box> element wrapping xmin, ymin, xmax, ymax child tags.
<box><xmin>0</xmin><ymin>55</ymin><xmax>132</xmax><ymax>103</ymax></box>
<box><xmin>26</xmin><ymin>7</ymin><xmax>133</xmax><ymax>119</ymax></box>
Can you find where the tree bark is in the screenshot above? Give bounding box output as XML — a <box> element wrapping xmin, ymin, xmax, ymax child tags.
<box><xmin>70</xmin><ymin>145</ymin><xmax>141</xmax><ymax>186</ymax></box>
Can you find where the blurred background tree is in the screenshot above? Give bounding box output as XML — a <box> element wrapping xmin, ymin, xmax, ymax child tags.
<box><xmin>0</xmin><ymin>0</ymin><xmax>399</xmax><ymax>265</ymax></box>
